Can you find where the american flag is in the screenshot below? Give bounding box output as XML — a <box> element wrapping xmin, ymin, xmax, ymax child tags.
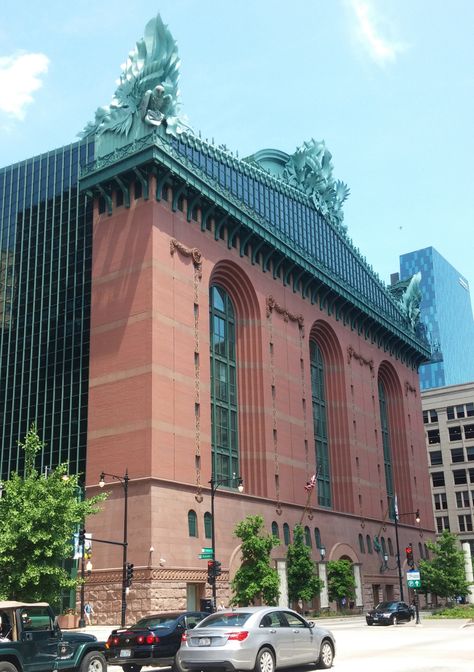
<box><xmin>304</xmin><ymin>474</ymin><xmax>316</xmax><ymax>492</ymax></box>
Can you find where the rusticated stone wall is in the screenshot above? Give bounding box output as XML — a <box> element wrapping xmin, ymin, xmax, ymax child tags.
<box><xmin>81</xmin><ymin>567</ymin><xmax>231</xmax><ymax>625</ymax></box>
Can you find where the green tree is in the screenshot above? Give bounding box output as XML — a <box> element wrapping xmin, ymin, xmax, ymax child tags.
<box><xmin>327</xmin><ymin>559</ymin><xmax>356</xmax><ymax>608</ymax></box>
<box><xmin>419</xmin><ymin>530</ymin><xmax>471</xmax><ymax>602</ymax></box>
<box><xmin>230</xmin><ymin>515</ymin><xmax>280</xmax><ymax>606</ymax></box>
<box><xmin>286</xmin><ymin>525</ymin><xmax>324</xmax><ymax>607</ymax></box>
<box><xmin>0</xmin><ymin>424</ymin><xmax>107</xmax><ymax>606</ymax></box>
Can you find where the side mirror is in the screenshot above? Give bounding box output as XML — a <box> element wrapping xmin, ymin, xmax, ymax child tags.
<box><xmin>307</xmin><ymin>620</ymin><xmax>315</xmax><ymax>628</ymax></box>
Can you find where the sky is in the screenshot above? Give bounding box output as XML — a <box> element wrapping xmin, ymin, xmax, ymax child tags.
<box><xmin>1</xmin><ymin>0</ymin><xmax>473</xmax><ymax>299</ymax></box>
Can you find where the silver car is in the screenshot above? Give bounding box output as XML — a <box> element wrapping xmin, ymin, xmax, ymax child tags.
<box><xmin>176</xmin><ymin>606</ymin><xmax>335</xmax><ymax>672</ymax></box>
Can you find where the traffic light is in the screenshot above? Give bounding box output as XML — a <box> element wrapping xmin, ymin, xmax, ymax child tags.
<box><xmin>405</xmin><ymin>545</ymin><xmax>414</xmax><ymax>568</ymax></box>
<box><xmin>214</xmin><ymin>560</ymin><xmax>222</xmax><ymax>577</ymax></box>
<box><xmin>126</xmin><ymin>562</ymin><xmax>134</xmax><ymax>586</ymax></box>
<box><xmin>207</xmin><ymin>560</ymin><xmax>215</xmax><ymax>585</ymax></box>
<box><xmin>78</xmin><ymin>528</ymin><xmax>86</xmax><ymax>546</ymax></box>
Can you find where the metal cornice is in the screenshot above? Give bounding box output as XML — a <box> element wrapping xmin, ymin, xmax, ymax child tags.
<box><xmin>80</xmin><ymin>135</ymin><xmax>429</xmax><ymax>365</ymax></box>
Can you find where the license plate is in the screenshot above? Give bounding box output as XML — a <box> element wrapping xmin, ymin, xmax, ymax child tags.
<box><xmin>119</xmin><ymin>649</ymin><xmax>132</xmax><ymax>657</ymax></box>
<box><xmin>198</xmin><ymin>638</ymin><xmax>211</xmax><ymax>647</ymax></box>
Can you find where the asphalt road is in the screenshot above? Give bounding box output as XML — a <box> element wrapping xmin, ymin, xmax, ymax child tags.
<box><xmin>87</xmin><ymin>616</ymin><xmax>474</xmax><ymax>672</ymax></box>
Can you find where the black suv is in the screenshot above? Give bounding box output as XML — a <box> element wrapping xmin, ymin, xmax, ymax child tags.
<box><xmin>366</xmin><ymin>601</ymin><xmax>414</xmax><ymax>626</ymax></box>
<box><xmin>105</xmin><ymin>611</ymin><xmax>207</xmax><ymax>672</ymax></box>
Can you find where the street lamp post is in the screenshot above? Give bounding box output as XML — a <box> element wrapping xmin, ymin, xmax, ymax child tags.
<box><xmin>79</xmin><ymin>534</ymin><xmax>86</xmax><ymax>628</ymax></box>
<box><xmin>209</xmin><ymin>474</ymin><xmax>243</xmax><ymax>611</ymax></box>
<box><xmin>99</xmin><ymin>469</ymin><xmax>129</xmax><ymax>627</ymax></box>
<box><xmin>393</xmin><ymin>499</ymin><xmax>420</xmax><ymax>603</ymax></box>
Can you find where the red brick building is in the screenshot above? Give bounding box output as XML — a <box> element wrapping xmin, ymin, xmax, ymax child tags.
<box><xmin>81</xmin><ymin>131</ymin><xmax>434</xmax><ymax>622</ymax></box>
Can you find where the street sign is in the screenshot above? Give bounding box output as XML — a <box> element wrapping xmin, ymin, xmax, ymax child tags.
<box><xmin>199</xmin><ymin>553</ymin><xmax>213</xmax><ymax>559</ymax></box>
<box><xmin>201</xmin><ymin>547</ymin><xmax>213</xmax><ymax>553</ymax></box>
<box><xmin>407</xmin><ymin>570</ymin><xmax>421</xmax><ymax>588</ymax></box>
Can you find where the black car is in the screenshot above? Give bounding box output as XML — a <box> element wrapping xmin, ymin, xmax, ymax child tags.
<box><xmin>105</xmin><ymin>611</ymin><xmax>207</xmax><ymax>672</ymax></box>
<box><xmin>366</xmin><ymin>601</ymin><xmax>414</xmax><ymax>626</ymax></box>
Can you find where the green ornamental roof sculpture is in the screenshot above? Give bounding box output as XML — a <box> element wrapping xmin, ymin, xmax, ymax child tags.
<box><xmin>81</xmin><ymin>14</ymin><xmax>191</xmax><ymax>140</ymax></box>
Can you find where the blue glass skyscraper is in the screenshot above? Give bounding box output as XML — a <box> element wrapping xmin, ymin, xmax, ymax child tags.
<box><xmin>400</xmin><ymin>247</ymin><xmax>474</xmax><ymax>390</ymax></box>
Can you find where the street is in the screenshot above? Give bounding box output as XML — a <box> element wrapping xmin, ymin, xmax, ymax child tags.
<box><xmin>96</xmin><ymin>615</ymin><xmax>474</xmax><ymax>672</ymax></box>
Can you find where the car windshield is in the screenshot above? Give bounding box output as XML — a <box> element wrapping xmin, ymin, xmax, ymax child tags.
<box><xmin>133</xmin><ymin>616</ymin><xmax>178</xmax><ymax>628</ymax></box>
<box><xmin>197</xmin><ymin>612</ymin><xmax>251</xmax><ymax>628</ymax></box>
<box><xmin>375</xmin><ymin>602</ymin><xmax>398</xmax><ymax>611</ymax></box>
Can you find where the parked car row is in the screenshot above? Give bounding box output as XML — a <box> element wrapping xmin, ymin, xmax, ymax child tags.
<box><xmin>104</xmin><ymin>607</ymin><xmax>336</xmax><ymax>671</ymax></box>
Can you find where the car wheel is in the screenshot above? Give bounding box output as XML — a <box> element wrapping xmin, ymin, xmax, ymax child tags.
<box><xmin>122</xmin><ymin>666</ymin><xmax>142</xmax><ymax>672</ymax></box>
<box><xmin>0</xmin><ymin>663</ymin><xmax>19</xmax><ymax>672</ymax></box>
<box><xmin>391</xmin><ymin>615</ymin><xmax>398</xmax><ymax>626</ymax></box>
<box><xmin>254</xmin><ymin>647</ymin><xmax>275</xmax><ymax>672</ymax></box>
<box><xmin>317</xmin><ymin>639</ymin><xmax>334</xmax><ymax>669</ymax></box>
<box><xmin>366</xmin><ymin>620</ymin><xmax>373</xmax><ymax>626</ymax></box>
<box><xmin>172</xmin><ymin>659</ymin><xmax>185</xmax><ymax>672</ymax></box>
<box><xmin>80</xmin><ymin>652</ymin><xmax>107</xmax><ymax>672</ymax></box>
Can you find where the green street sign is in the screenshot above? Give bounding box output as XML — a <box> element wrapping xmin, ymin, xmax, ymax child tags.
<box><xmin>407</xmin><ymin>570</ymin><xmax>421</xmax><ymax>589</ymax></box>
<box><xmin>407</xmin><ymin>579</ymin><xmax>421</xmax><ymax>588</ymax></box>
<box><xmin>199</xmin><ymin>553</ymin><xmax>213</xmax><ymax>559</ymax></box>
<box><xmin>201</xmin><ymin>547</ymin><xmax>213</xmax><ymax>553</ymax></box>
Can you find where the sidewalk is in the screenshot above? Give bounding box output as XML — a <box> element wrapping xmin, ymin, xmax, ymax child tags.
<box><xmin>72</xmin><ymin>624</ymin><xmax>119</xmax><ymax>641</ymax></box>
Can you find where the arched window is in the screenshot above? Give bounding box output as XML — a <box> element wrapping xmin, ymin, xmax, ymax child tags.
<box><xmin>310</xmin><ymin>341</ymin><xmax>331</xmax><ymax>507</ymax></box>
<box><xmin>188</xmin><ymin>510</ymin><xmax>198</xmax><ymax>537</ymax></box>
<box><xmin>424</xmin><ymin>544</ymin><xmax>429</xmax><ymax>559</ymax></box>
<box><xmin>271</xmin><ymin>521</ymin><xmax>280</xmax><ymax>539</ymax></box>
<box><xmin>378</xmin><ymin>379</ymin><xmax>394</xmax><ymax>517</ymax></box>
<box><xmin>358</xmin><ymin>533</ymin><xmax>365</xmax><ymax>554</ymax></box>
<box><xmin>418</xmin><ymin>542</ymin><xmax>424</xmax><ymax>559</ymax></box>
<box><xmin>209</xmin><ymin>285</ymin><xmax>239</xmax><ymax>481</ymax></box>
<box><xmin>388</xmin><ymin>538</ymin><xmax>394</xmax><ymax>556</ymax></box>
<box><xmin>381</xmin><ymin>536</ymin><xmax>387</xmax><ymax>557</ymax></box>
<box><xmin>283</xmin><ymin>523</ymin><xmax>290</xmax><ymax>545</ymax></box>
<box><xmin>366</xmin><ymin>535</ymin><xmax>373</xmax><ymax>554</ymax></box>
<box><xmin>314</xmin><ymin>527</ymin><xmax>322</xmax><ymax>549</ymax></box>
<box><xmin>304</xmin><ymin>526</ymin><xmax>312</xmax><ymax>547</ymax></box>
<box><xmin>204</xmin><ymin>512</ymin><xmax>212</xmax><ymax>539</ymax></box>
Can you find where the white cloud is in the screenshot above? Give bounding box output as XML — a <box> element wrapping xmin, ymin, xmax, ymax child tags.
<box><xmin>347</xmin><ymin>0</ymin><xmax>406</xmax><ymax>66</ymax></box>
<box><xmin>0</xmin><ymin>52</ymin><xmax>49</xmax><ymax>119</ymax></box>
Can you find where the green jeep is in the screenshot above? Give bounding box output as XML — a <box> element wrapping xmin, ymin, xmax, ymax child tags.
<box><xmin>0</xmin><ymin>601</ymin><xmax>106</xmax><ymax>672</ymax></box>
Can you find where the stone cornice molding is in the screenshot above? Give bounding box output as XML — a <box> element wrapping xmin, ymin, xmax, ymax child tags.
<box><xmin>170</xmin><ymin>238</ymin><xmax>202</xmax><ymax>278</ymax></box>
<box><xmin>87</xmin><ymin>567</ymin><xmax>228</xmax><ymax>583</ymax></box>
<box><xmin>347</xmin><ymin>346</ymin><xmax>374</xmax><ymax>375</ymax></box>
<box><xmin>266</xmin><ymin>296</ymin><xmax>304</xmax><ymax>334</ymax></box>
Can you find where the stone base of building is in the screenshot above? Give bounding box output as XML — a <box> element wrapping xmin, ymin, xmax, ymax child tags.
<box><xmin>79</xmin><ymin>567</ymin><xmax>232</xmax><ymax>625</ymax></box>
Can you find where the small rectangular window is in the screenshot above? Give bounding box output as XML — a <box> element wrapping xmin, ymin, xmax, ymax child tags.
<box><xmin>427</xmin><ymin>429</ymin><xmax>440</xmax><ymax>444</ymax></box>
<box><xmin>451</xmin><ymin>448</ymin><xmax>465</xmax><ymax>463</ymax></box>
<box><xmin>434</xmin><ymin>492</ymin><xmax>447</xmax><ymax>510</ymax></box>
<box><xmin>456</xmin><ymin>405</ymin><xmax>465</xmax><ymax>418</ymax></box>
<box><xmin>466</xmin><ymin>446</ymin><xmax>474</xmax><ymax>461</ymax></box>
<box><xmin>430</xmin><ymin>410</ymin><xmax>438</xmax><ymax>422</ymax></box>
<box><xmin>466</xmin><ymin>403</ymin><xmax>474</xmax><ymax>417</ymax></box>
<box><xmin>436</xmin><ymin>516</ymin><xmax>450</xmax><ymax>532</ymax></box>
<box><xmin>464</xmin><ymin>425</ymin><xmax>474</xmax><ymax>440</ymax></box>
<box><xmin>431</xmin><ymin>472</ymin><xmax>445</xmax><ymax>487</ymax></box>
<box><xmin>456</xmin><ymin>491</ymin><xmax>470</xmax><ymax>508</ymax></box>
<box><xmin>453</xmin><ymin>469</ymin><xmax>467</xmax><ymax>485</ymax></box>
<box><xmin>447</xmin><ymin>406</ymin><xmax>455</xmax><ymax>420</ymax></box>
<box><xmin>423</xmin><ymin>410</ymin><xmax>429</xmax><ymax>424</ymax></box>
<box><xmin>458</xmin><ymin>515</ymin><xmax>473</xmax><ymax>532</ymax></box>
<box><xmin>429</xmin><ymin>451</ymin><xmax>443</xmax><ymax>466</ymax></box>
<box><xmin>449</xmin><ymin>426</ymin><xmax>462</xmax><ymax>441</ymax></box>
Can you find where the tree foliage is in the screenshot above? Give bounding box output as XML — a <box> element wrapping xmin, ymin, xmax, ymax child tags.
<box><xmin>419</xmin><ymin>531</ymin><xmax>471</xmax><ymax>601</ymax></box>
<box><xmin>0</xmin><ymin>424</ymin><xmax>107</xmax><ymax>606</ymax></box>
<box><xmin>286</xmin><ymin>525</ymin><xmax>323</xmax><ymax>605</ymax></box>
<box><xmin>230</xmin><ymin>515</ymin><xmax>280</xmax><ymax>606</ymax></box>
<box><xmin>327</xmin><ymin>559</ymin><xmax>356</xmax><ymax>607</ymax></box>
